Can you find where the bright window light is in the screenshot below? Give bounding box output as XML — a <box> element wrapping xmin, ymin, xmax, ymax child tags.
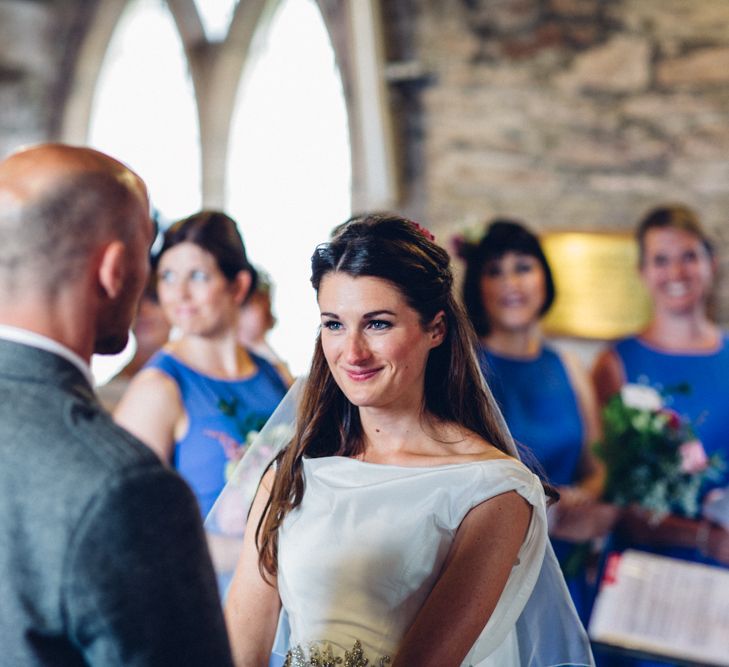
<box><xmin>87</xmin><ymin>0</ymin><xmax>202</xmax><ymax>221</ymax></box>
<box><xmin>226</xmin><ymin>0</ymin><xmax>351</xmax><ymax>377</ymax></box>
<box><xmin>89</xmin><ymin>0</ymin><xmax>203</xmax><ymax>384</ymax></box>
<box><xmin>193</xmin><ymin>0</ymin><xmax>238</xmax><ymax>41</ymax></box>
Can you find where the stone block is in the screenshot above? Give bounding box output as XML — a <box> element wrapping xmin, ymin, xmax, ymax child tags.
<box><xmin>501</xmin><ymin>22</ymin><xmax>564</xmax><ymax>59</ymax></box>
<box><xmin>557</xmin><ymin>35</ymin><xmax>651</xmax><ymax>93</ymax></box>
<box><xmin>622</xmin><ymin>93</ymin><xmax>729</xmax><ymax>145</ymax></box>
<box><xmin>670</xmin><ymin>160</ymin><xmax>729</xmax><ymax>193</ymax></box>
<box><xmin>565</xmin><ymin>24</ymin><xmax>601</xmax><ymax>48</ymax></box>
<box><xmin>588</xmin><ymin>174</ymin><xmax>668</xmax><ymax>194</ymax></box>
<box><xmin>0</xmin><ymin>1</ymin><xmax>55</xmax><ymax>76</ymax></box>
<box><xmin>657</xmin><ymin>47</ymin><xmax>729</xmax><ymax>87</ymax></box>
<box><xmin>425</xmin><ymin>90</ymin><xmax>548</xmax><ymax>155</ymax></box>
<box><xmin>548</xmin><ymin>131</ymin><xmax>667</xmax><ymax>171</ymax></box>
<box><xmin>465</xmin><ymin>0</ymin><xmax>541</xmax><ymax>35</ymax></box>
<box><xmin>622</xmin><ymin>0</ymin><xmax>729</xmax><ymax>43</ymax></box>
<box><xmin>548</xmin><ymin>0</ymin><xmax>602</xmax><ymax>17</ymax></box>
<box><xmin>623</xmin><ymin>93</ymin><xmax>711</xmax><ymax>122</ymax></box>
<box><xmin>679</xmin><ymin>134</ymin><xmax>729</xmax><ymax>160</ymax></box>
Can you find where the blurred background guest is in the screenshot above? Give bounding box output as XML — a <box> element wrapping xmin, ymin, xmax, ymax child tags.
<box><xmin>591</xmin><ymin>204</ymin><xmax>729</xmax><ymax>666</ymax></box>
<box><xmin>592</xmin><ymin>205</ymin><xmax>729</xmax><ymax>562</ymax></box>
<box><xmin>115</xmin><ymin>211</ymin><xmax>288</xmax><ymax>517</ymax></box>
<box><xmin>461</xmin><ymin>219</ymin><xmax>610</xmax><ymax>621</ymax></box>
<box><xmin>236</xmin><ymin>269</ymin><xmax>294</xmax><ymax>385</ymax></box>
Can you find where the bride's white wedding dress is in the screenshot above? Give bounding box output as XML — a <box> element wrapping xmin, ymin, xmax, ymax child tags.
<box><xmin>206</xmin><ymin>381</ymin><xmax>594</xmax><ymax>666</ymax></box>
<box><xmin>276</xmin><ymin>456</ymin><xmax>575</xmax><ymax>666</ymax></box>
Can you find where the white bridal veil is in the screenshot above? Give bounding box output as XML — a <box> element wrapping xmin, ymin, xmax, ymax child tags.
<box><xmin>204</xmin><ymin>377</ymin><xmax>595</xmax><ymax>666</ymax></box>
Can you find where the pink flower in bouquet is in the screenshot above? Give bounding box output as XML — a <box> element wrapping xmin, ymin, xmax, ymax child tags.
<box><xmin>679</xmin><ymin>439</ymin><xmax>709</xmax><ymax>474</ymax></box>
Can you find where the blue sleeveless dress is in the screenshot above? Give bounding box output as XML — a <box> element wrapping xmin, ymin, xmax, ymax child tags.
<box><xmin>615</xmin><ymin>335</ymin><xmax>729</xmax><ymax>490</ymax></box>
<box><xmin>478</xmin><ymin>344</ymin><xmax>590</xmax><ymax>620</ymax></box>
<box><xmin>145</xmin><ymin>350</ymin><xmax>288</xmax><ymax>517</ymax></box>
<box><xmin>478</xmin><ymin>345</ymin><xmax>583</xmax><ymax>486</ymax></box>
<box><xmin>609</xmin><ymin>335</ymin><xmax>729</xmax><ymax>562</ymax></box>
<box><xmin>595</xmin><ymin>335</ymin><xmax>729</xmax><ymax>667</ymax></box>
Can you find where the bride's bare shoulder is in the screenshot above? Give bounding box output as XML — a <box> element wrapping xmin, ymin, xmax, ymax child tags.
<box><xmin>437</xmin><ymin>425</ymin><xmax>515</xmax><ymax>464</ymax></box>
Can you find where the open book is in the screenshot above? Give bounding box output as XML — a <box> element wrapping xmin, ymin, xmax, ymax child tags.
<box><xmin>589</xmin><ymin>550</ymin><xmax>729</xmax><ymax>666</ymax></box>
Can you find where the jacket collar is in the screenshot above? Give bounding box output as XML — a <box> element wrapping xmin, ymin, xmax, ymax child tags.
<box><xmin>0</xmin><ymin>325</ymin><xmax>93</xmax><ymax>386</ymax></box>
<box><xmin>0</xmin><ymin>338</ymin><xmax>96</xmax><ymax>404</ymax></box>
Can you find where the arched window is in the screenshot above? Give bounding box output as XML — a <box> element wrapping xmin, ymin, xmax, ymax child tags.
<box><xmin>86</xmin><ymin>0</ymin><xmax>202</xmax><ymax>220</ymax></box>
<box><xmin>64</xmin><ymin>0</ymin><xmax>396</xmax><ymax>380</ymax></box>
<box><xmin>226</xmin><ymin>0</ymin><xmax>351</xmax><ymax>375</ymax></box>
<box><xmin>81</xmin><ymin>0</ymin><xmax>204</xmax><ymax>383</ymax></box>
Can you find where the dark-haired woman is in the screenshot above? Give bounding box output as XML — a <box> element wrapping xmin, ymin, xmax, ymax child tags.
<box><xmin>224</xmin><ymin>215</ymin><xmax>593</xmax><ymax>666</ymax></box>
<box><xmin>461</xmin><ymin>219</ymin><xmax>609</xmax><ymax>622</ymax></box>
<box><xmin>115</xmin><ymin>211</ymin><xmax>288</xmax><ymax>517</ymax></box>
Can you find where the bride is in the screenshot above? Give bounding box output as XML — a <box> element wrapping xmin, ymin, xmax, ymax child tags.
<box><xmin>222</xmin><ymin>214</ymin><xmax>593</xmax><ymax>666</ymax></box>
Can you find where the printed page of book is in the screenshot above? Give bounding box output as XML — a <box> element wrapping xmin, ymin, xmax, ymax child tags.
<box><xmin>589</xmin><ymin>549</ymin><xmax>729</xmax><ymax>666</ymax></box>
<box><xmin>703</xmin><ymin>489</ymin><xmax>729</xmax><ymax>529</ymax></box>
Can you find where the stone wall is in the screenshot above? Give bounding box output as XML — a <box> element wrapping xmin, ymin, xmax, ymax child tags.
<box><xmin>389</xmin><ymin>0</ymin><xmax>729</xmax><ymax>322</ymax></box>
<box><xmin>2</xmin><ymin>0</ymin><xmax>729</xmax><ymax>325</ymax></box>
<box><xmin>0</xmin><ymin>0</ymin><xmax>94</xmax><ymax>159</ymax></box>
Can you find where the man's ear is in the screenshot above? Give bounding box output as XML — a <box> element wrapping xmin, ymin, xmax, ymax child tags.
<box><xmin>428</xmin><ymin>310</ymin><xmax>447</xmax><ymax>348</ymax></box>
<box><xmin>97</xmin><ymin>240</ymin><xmax>126</xmax><ymax>299</ymax></box>
<box><xmin>231</xmin><ymin>270</ymin><xmax>253</xmax><ymax>305</ymax></box>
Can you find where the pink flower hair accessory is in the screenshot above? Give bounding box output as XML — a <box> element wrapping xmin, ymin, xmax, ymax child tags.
<box><xmin>412</xmin><ymin>222</ymin><xmax>435</xmax><ymax>242</ymax></box>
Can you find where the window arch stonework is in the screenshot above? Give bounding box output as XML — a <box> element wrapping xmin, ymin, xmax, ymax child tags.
<box><xmin>61</xmin><ymin>0</ymin><xmax>397</xmax><ymax>211</ymax></box>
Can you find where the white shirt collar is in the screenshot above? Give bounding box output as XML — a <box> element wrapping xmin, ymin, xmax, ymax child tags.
<box><xmin>0</xmin><ymin>325</ymin><xmax>94</xmax><ymax>387</ymax></box>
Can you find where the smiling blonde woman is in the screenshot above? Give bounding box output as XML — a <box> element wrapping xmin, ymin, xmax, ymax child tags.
<box><xmin>591</xmin><ymin>207</ymin><xmax>729</xmax><ymax>659</ymax></box>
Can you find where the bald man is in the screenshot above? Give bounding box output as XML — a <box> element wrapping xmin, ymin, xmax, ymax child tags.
<box><xmin>0</xmin><ymin>144</ymin><xmax>233</xmax><ymax>666</ymax></box>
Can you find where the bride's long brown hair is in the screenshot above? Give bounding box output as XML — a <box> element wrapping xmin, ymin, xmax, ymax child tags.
<box><xmin>256</xmin><ymin>214</ymin><xmax>518</xmax><ymax>578</ymax></box>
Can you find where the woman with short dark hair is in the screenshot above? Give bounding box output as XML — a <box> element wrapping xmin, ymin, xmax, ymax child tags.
<box><xmin>460</xmin><ymin>218</ymin><xmax>607</xmax><ymax>622</ymax></box>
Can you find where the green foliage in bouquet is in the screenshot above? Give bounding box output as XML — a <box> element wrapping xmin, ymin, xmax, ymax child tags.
<box><xmin>594</xmin><ymin>383</ymin><xmax>724</xmax><ymax>520</ymax></box>
<box><xmin>217</xmin><ymin>397</ymin><xmax>269</xmax><ymax>442</ymax></box>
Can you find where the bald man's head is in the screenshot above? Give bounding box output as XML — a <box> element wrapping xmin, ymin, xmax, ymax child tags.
<box><xmin>0</xmin><ymin>144</ymin><xmax>149</xmax><ymax>295</ymax></box>
<box><xmin>0</xmin><ymin>143</ymin><xmax>147</xmax><ymax>205</ymax></box>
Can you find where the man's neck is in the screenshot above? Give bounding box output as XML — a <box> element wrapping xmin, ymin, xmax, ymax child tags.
<box><xmin>0</xmin><ymin>298</ymin><xmax>95</xmax><ymax>363</ymax></box>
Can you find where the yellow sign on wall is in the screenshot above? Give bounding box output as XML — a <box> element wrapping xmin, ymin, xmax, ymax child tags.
<box><xmin>541</xmin><ymin>232</ymin><xmax>652</xmax><ymax>340</ymax></box>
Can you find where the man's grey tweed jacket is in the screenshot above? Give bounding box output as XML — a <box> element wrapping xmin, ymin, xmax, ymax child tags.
<box><xmin>0</xmin><ymin>339</ymin><xmax>233</xmax><ymax>666</ymax></box>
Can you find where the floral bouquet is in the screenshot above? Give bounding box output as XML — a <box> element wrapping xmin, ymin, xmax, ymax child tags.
<box><xmin>594</xmin><ymin>383</ymin><xmax>724</xmax><ymax>520</ymax></box>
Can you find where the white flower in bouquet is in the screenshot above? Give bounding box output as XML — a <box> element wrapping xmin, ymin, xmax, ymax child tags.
<box><xmin>620</xmin><ymin>383</ymin><xmax>663</xmax><ymax>411</ymax></box>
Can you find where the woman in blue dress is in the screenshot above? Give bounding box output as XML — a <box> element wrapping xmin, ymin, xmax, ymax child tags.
<box><xmin>461</xmin><ymin>219</ymin><xmax>612</xmax><ymax>621</ymax></box>
<box><xmin>592</xmin><ymin>205</ymin><xmax>729</xmax><ymax>666</ymax></box>
<box><xmin>115</xmin><ymin>211</ymin><xmax>289</xmax><ymax>517</ymax></box>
